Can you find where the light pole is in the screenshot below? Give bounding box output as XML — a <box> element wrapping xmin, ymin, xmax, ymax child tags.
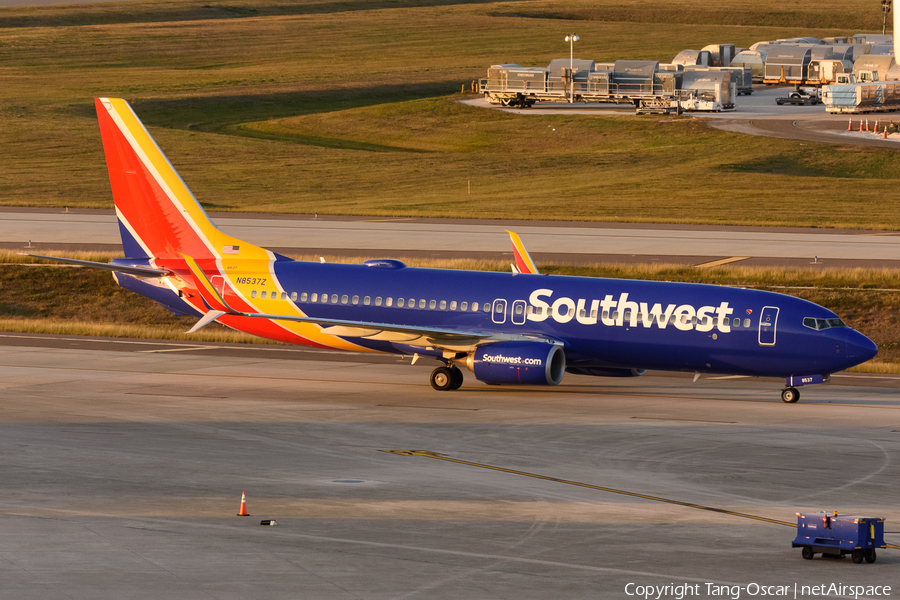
<box><xmin>565</xmin><ymin>34</ymin><xmax>579</xmax><ymax>103</ymax></box>
<box><xmin>883</xmin><ymin>0</ymin><xmax>892</xmax><ymax>35</ymax></box>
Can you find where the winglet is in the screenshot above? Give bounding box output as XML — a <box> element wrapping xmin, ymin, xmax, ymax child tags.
<box><xmin>506</xmin><ymin>230</ymin><xmax>540</xmax><ymax>275</ymax></box>
<box><xmin>181</xmin><ymin>254</ymin><xmax>234</xmax><ymax>314</ymax></box>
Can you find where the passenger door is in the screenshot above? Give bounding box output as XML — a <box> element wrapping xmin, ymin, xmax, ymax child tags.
<box><xmin>758</xmin><ymin>306</ymin><xmax>779</xmax><ymax>346</ymax></box>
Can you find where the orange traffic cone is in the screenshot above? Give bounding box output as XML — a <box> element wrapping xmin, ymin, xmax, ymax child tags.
<box><xmin>865</xmin><ymin>119</ymin><xmax>870</xmax><ymax>132</ymax></box>
<box><xmin>237</xmin><ymin>491</ymin><xmax>249</xmax><ymax>516</ymax></box>
<box><xmin>859</xmin><ymin>120</ymin><xmax>864</xmax><ymax>132</ymax></box>
<box><xmin>847</xmin><ymin>118</ymin><xmax>853</xmax><ymax>131</ymax></box>
<box><xmin>875</xmin><ymin>120</ymin><xmax>879</xmax><ymax>133</ymax></box>
<box><xmin>884</xmin><ymin>127</ymin><xmax>889</xmax><ymax>139</ymax></box>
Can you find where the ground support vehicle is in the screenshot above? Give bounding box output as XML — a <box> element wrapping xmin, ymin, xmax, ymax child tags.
<box><xmin>792</xmin><ymin>512</ymin><xmax>885</xmax><ymax>563</ymax></box>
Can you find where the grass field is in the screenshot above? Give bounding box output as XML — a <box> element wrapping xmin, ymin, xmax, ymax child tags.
<box><xmin>1</xmin><ymin>0</ymin><xmax>900</xmax><ymax>227</ymax></box>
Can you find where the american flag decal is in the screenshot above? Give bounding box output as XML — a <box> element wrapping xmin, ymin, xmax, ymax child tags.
<box><xmin>223</xmin><ymin>245</ymin><xmax>240</xmax><ymax>255</ymax></box>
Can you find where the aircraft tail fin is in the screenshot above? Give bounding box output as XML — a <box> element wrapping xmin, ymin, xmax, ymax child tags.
<box><xmin>94</xmin><ymin>98</ymin><xmax>266</xmax><ymax>262</ymax></box>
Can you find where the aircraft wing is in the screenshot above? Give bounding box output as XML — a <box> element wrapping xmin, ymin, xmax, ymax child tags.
<box><xmin>21</xmin><ymin>254</ymin><xmax>171</xmax><ymax>277</ymax></box>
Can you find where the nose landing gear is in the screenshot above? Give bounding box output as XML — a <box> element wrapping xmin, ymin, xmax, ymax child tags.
<box><xmin>781</xmin><ymin>387</ymin><xmax>800</xmax><ymax>403</ymax></box>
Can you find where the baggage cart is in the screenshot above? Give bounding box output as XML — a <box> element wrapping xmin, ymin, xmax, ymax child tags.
<box><xmin>792</xmin><ymin>512</ymin><xmax>885</xmax><ymax>563</ymax></box>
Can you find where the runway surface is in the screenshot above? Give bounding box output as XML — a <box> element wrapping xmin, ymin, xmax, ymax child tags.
<box><xmin>4</xmin><ymin>208</ymin><xmax>900</xmax><ymax>268</ymax></box>
<box><xmin>1</xmin><ymin>333</ymin><xmax>898</xmax><ymax>598</ymax></box>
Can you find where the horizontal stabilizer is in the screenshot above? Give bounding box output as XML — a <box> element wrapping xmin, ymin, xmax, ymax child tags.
<box><xmin>20</xmin><ymin>254</ymin><xmax>170</xmax><ymax>277</ymax></box>
<box><xmin>187</xmin><ymin>310</ymin><xmax>226</xmax><ymax>333</ymax></box>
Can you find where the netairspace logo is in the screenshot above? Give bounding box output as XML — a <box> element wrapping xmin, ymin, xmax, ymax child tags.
<box><xmin>624</xmin><ymin>582</ymin><xmax>892</xmax><ymax>600</ymax></box>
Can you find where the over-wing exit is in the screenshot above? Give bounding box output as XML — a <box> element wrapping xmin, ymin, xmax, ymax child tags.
<box><xmin>29</xmin><ymin>98</ymin><xmax>878</xmax><ymax>402</ymax></box>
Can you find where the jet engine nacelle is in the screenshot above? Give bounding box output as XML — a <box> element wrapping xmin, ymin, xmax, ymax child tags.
<box><xmin>467</xmin><ymin>341</ymin><xmax>565</xmax><ymax>385</ymax></box>
<box><xmin>566</xmin><ymin>367</ymin><xmax>647</xmax><ymax>378</ymax></box>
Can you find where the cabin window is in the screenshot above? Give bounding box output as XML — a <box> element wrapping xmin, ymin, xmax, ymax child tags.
<box><xmin>310</xmin><ymin>293</ymin><xmax>317</xmax><ymax>302</ymax></box>
<box><xmin>700</xmin><ymin>317</ymin><xmax>708</xmax><ymax>326</ymax></box>
<box><xmin>743</xmin><ymin>318</ymin><xmax>751</xmax><ymax>328</ymax></box>
<box><xmin>449</xmin><ymin>301</ymin><xmax>457</xmax><ymax>310</ymax></box>
<box><xmin>397</xmin><ymin>298</ymin><xmax>405</xmax><ymax>308</ymax></box>
<box><xmin>515</xmin><ymin>304</ymin><xmax>524</xmax><ymax>316</ymax></box>
<box><xmin>548</xmin><ymin>306</ymin><xmax>555</xmax><ymax>316</ymax></box>
<box><xmin>291</xmin><ymin>292</ymin><xmax>298</xmax><ymax>301</ymax></box>
<box><xmin>483</xmin><ymin>303</ymin><xmax>490</xmax><ymax>312</ymax></box>
<box><xmin>461</xmin><ymin>302</ymin><xmax>468</xmax><ymax>311</ymax></box>
<box><xmin>385</xmin><ymin>297</ymin><xmax>392</xmax><ymax>307</ymax></box>
<box><xmin>419</xmin><ymin>299</ymin><xmax>427</xmax><ymax>309</ymax></box>
<box><xmin>733</xmin><ymin>317</ymin><xmax>740</xmax><ymax>327</ymax></box>
<box><xmin>281</xmin><ymin>292</ymin><xmax>287</xmax><ymax>300</ymax></box>
<box><xmin>473</xmin><ymin>302</ymin><xmax>481</xmax><ymax>312</ymax></box>
<box><xmin>375</xmin><ymin>296</ymin><xmax>382</xmax><ymax>306</ymax></box>
<box><xmin>591</xmin><ymin>309</ymin><xmax>597</xmax><ymax>319</ymax></box>
<box><xmin>579</xmin><ymin>309</ymin><xmax>586</xmax><ymax>318</ymax></box>
<box><xmin>351</xmin><ymin>295</ymin><xmax>359</xmax><ymax>305</ymax></box>
<box><xmin>439</xmin><ymin>300</ymin><xmax>446</xmax><ymax>310</ymax></box>
<box><xmin>691</xmin><ymin>316</ymin><xmax>697</xmax><ymax>325</ymax></box>
<box><xmin>251</xmin><ymin>290</ymin><xmax>257</xmax><ymax>298</ymax></box>
<box><xmin>261</xmin><ymin>291</ymin><xmax>267</xmax><ymax>299</ymax></box>
<box><xmin>363</xmin><ymin>296</ymin><xmax>370</xmax><ymax>305</ymax></box>
<box><xmin>612</xmin><ymin>311</ymin><xmax>619</xmax><ymax>321</ymax></box>
<box><xmin>321</xmin><ymin>293</ymin><xmax>328</xmax><ymax>303</ymax></box>
<box><xmin>602</xmin><ymin>310</ymin><xmax>609</xmax><ymax>320</ymax></box>
<box><xmin>429</xmin><ymin>300</ymin><xmax>437</xmax><ymax>309</ymax></box>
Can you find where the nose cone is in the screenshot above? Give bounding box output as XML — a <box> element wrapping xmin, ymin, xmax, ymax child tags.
<box><xmin>844</xmin><ymin>330</ymin><xmax>879</xmax><ymax>368</ymax></box>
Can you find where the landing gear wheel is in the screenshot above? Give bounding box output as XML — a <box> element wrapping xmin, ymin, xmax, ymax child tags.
<box><xmin>851</xmin><ymin>549</ymin><xmax>864</xmax><ymax>564</ymax></box>
<box><xmin>866</xmin><ymin>549</ymin><xmax>877</xmax><ymax>563</ymax></box>
<box><xmin>448</xmin><ymin>366</ymin><xmax>464</xmax><ymax>390</ymax></box>
<box><xmin>801</xmin><ymin>546</ymin><xmax>814</xmax><ymax>560</ymax></box>
<box><xmin>430</xmin><ymin>366</ymin><xmax>454</xmax><ymax>391</ymax></box>
<box><xmin>781</xmin><ymin>387</ymin><xmax>800</xmax><ymax>403</ymax></box>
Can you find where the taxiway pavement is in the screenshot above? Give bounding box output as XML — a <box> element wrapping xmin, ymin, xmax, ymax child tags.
<box><xmin>3</xmin><ymin>208</ymin><xmax>900</xmax><ymax>269</ymax></box>
<box><xmin>1</xmin><ymin>334</ymin><xmax>898</xmax><ymax>598</ymax></box>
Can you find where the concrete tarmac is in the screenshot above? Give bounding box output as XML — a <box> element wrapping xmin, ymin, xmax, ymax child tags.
<box><xmin>1</xmin><ymin>333</ymin><xmax>898</xmax><ymax>598</ymax></box>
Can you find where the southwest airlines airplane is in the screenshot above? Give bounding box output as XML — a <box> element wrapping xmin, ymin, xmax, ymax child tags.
<box><xmin>30</xmin><ymin>98</ymin><xmax>878</xmax><ymax>402</ymax></box>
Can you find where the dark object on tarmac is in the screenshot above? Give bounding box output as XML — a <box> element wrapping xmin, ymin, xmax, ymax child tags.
<box><xmin>260</xmin><ymin>519</ymin><xmax>277</xmax><ymax>526</ymax></box>
<box><xmin>793</xmin><ymin>512</ymin><xmax>885</xmax><ymax>562</ymax></box>
<box><xmin>777</xmin><ymin>86</ymin><xmax>821</xmax><ymax>105</ymax></box>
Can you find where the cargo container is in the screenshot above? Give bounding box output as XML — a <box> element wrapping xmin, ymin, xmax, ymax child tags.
<box><xmin>679</xmin><ymin>70</ymin><xmax>734</xmax><ymax>111</ymax></box>
<box><xmin>807</xmin><ymin>59</ymin><xmax>847</xmax><ymax>84</ymax></box>
<box><xmin>731</xmin><ymin>50</ymin><xmax>766</xmax><ymax>82</ymax></box>
<box><xmin>709</xmin><ymin>66</ymin><xmax>753</xmax><ymax>94</ymax></box>
<box><xmin>853</xmin><ymin>55</ymin><xmax>900</xmax><ymax>81</ymax></box>
<box><xmin>701</xmin><ymin>43</ymin><xmax>736</xmax><ymax>67</ymax></box>
<box><xmin>672</xmin><ymin>50</ymin><xmax>711</xmax><ymax>67</ymax></box>
<box><xmin>822</xmin><ymin>72</ymin><xmax>896</xmax><ymax>113</ymax></box>
<box><xmin>764</xmin><ymin>47</ymin><xmax>811</xmax><ymax>84</ymax></box>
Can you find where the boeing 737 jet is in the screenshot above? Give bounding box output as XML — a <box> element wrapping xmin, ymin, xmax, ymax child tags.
<box><xmin>28</xmin><ymin>98</ymin><xmax>878</xmax><ymax>402</ymax></box>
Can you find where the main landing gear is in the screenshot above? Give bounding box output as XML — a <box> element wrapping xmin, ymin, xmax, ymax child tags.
<box><xmin>430</xmin><ymin>365</ymin><xmax>464</xmax><ymax>391</ymax></box>
<box><xmin>781</xmin><ymin>387</ymin><xmax>800</xmax><ymax>403</ymax></box>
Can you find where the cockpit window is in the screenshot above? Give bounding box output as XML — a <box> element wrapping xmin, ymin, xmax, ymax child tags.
<box><xmin>803</xmin><ymin>317</ymin><xmax>848</xmax><ymax>331</ymax></box>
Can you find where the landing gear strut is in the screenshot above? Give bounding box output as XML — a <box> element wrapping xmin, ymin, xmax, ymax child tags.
<box><xmin>430</xmin><ymin>365</ymin><xmax>464</xmax><ymax>391</ymax></box>
<box><xmin>781</xmin><ymin>387</ymin><xmax>800</xmax><ymax>403</ymax></box>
